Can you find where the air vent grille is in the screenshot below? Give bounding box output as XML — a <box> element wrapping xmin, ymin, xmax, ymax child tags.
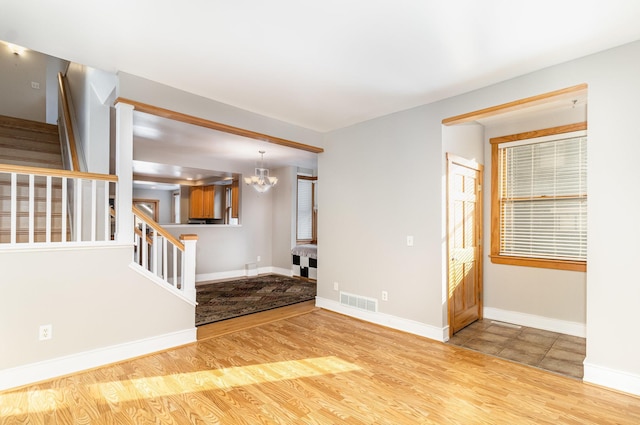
<box><xmin>340</xmin><ymin>291</ymin><xmax>377</xmax><ymax>313</ymax></box>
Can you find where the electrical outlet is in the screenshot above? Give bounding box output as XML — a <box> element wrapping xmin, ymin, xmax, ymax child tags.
<box><xmin>333</xmin><ymin>282</ymin><xmax>339</xmax><ymax>291</ymax></box>
<box><xmin>381</xmin><ymin>291</ymin><xmax>388</xmax><ymax>301</ymax></box>
<box><xmin>257</xmin><ymin>255</ymin><xmax>261</xmax><ymax>262</ymax></box>
<box><xmin>39</xmin><ymin>324</ymin><xmax>52</xmax><ymax>341</ymax></box>
<box><xmin>31</xmin><ymin>81</ymin><xmax>40</xmax><ymax>89</ymax></box>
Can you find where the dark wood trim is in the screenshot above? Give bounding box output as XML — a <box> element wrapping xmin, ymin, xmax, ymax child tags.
<box><xmin>114</xmin><ymin>97</ymin><xmax>324</xmax><ymax>154</ymax></box>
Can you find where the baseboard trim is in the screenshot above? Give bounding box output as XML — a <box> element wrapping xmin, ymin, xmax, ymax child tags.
<box><xmin>0</xmin><ymin>328</ymin><xmax>196</xmax><ymax>392</ymax></box>
<box><xmin>483</xmin><ymin>307</ymin><xmax>586</xmax><ymax>337</ymax></box>
<box><xmin>583</xmin><ymin>360</ymin><xmax>640</xmax><ymax>396</ymax></box>
<box><xmin>197</xmin><ymin>267</ymin><xmax>293</xmax><ymax>284</ymax></box>
<box><xmin>315</xmin><ymin>296</ymin><xmax>447</xmax><ymax>342</ymax></box>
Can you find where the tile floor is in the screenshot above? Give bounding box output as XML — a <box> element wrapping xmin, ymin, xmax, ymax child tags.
<box><xmin>447</xmin><ymin>319</ymin><xmax>586</xmax><ymax>379</ymax></box>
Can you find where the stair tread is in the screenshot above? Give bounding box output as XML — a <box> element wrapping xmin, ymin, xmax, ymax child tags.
<box><xmin>0</xmin><ymin>137</ymin><xmax>62</xmax><ymax>153</ymax></box>
<box><xmin>0</xmin><ymin>157</ymin><xmax>63</xmax><ymax>169</ymax></box>
<box><xmin>0</xmin><ymin>115</ymin><xmax>58</xmax><ymax>135</ymax></box>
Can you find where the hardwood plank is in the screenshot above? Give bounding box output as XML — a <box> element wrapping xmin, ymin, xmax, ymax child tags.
<box><xmin>197</xmin><ymin>300</ymin><xmax>318</xmax><ymax>340</ymax></box>
<box><xmin>2</xmin><ymin>309</ymin><xmax>639</xmax><ymax>424</ymax></box>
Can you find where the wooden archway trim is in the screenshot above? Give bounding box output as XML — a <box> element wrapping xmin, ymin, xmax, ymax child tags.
<box><xmin>114</xmin><ymin>97</ymin><xmax>324</xmax><ymax>154</ymax></box>
<box><xmin>442</xmin><ymin>83</ymin><xmax>588</xmax><ymax>126</ymax></box>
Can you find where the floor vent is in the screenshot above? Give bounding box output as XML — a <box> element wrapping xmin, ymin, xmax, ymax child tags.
<box><xmin>340</xmin><ymin>291</ymin><xmax>378</xmax><ymax>313</ymax></box>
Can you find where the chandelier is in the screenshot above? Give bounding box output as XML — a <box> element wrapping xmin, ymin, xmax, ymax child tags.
<box><xmin>244</xmin><ymin>150</ymin><xmax>278</xmax><ymax>193</ymax></box>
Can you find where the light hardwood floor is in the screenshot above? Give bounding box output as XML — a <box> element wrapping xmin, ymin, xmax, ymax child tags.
<box><xmin>2</xmin><ymin>308</ymin><xmax>639</xmax><ymax>424</ymax></box>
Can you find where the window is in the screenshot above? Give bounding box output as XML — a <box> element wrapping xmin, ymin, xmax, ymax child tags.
<box><xmin>490</xmin><ymin>123</ymin><xmax>587</xmax><ymax>271</ymax></box>
<box><xmin>297</xmin><ymin>176</ymin><xmax>317</xmax><ymax>243</ymax></box>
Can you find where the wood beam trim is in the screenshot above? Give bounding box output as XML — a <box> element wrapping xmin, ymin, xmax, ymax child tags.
<box><xmin>442</xmin><ymin>83</ymin><xmax>588</xmax><ymax>126</ymax></box>
<box><xmin>114</xmin><ymin>97</ymin><xmax>324</xmax><ymax>154</ymax></box>
<box><xmin>489</xmin><ymin>122</ymin><xmax>587</xmax><ymax>145</ymax></box>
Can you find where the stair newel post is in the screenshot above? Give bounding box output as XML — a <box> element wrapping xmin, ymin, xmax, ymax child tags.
<box><xmin>114</xmin><ymin>102</ymin><xmax>134</xmax><ymax>244</ymax></box>
<box><xmin>180</xmin><ymin>234</ymin><xmax>198</xmax><ymax>302</ymax></box>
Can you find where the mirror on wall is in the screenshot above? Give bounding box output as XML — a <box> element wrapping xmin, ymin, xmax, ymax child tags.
<box><xmin>133</xmin><ymin>160</ymin><xmax>241</xmax><ymax>225</ymax></box>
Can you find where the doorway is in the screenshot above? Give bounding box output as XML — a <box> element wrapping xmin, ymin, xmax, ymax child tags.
<box><xmin>447</xmin><ymin>153</ymin><xmax>483</xmax><ymax>338</ymax></box>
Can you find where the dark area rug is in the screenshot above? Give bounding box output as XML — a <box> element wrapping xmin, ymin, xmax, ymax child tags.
<box><xmin>196</xmin><ymin>274</ymin><xmax>317</xmax><ymax>326</ymax></box>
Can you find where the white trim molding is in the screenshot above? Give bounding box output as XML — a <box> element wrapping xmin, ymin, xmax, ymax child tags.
<box><xmin>315</xmin><ymin>296</ymin><xmax>447</xmax><ymax>342</ymax></box>
<box><xmin>0</xmin><ymin>328</ymin><xmax>196</xmax><ymax>392</ymax></box>
<box><xmin>196</xmin><ymin>267</ymin><xmax>293</xmax><ymax>284</ymax></box>
<box><xmin>483</xmin><ymin>307</ymin><xmax>586</xmax><ymax>337</ymax></box>
<box><xmin>583</xmin><ymin>360</ymin><xmax>640</xmax><ymax>396</ymax></box>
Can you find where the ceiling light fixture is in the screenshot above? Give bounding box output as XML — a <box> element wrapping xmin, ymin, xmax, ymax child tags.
<box><xmin>244</xmin><ymin>150</ymin><xmax>278</xmax><ymax>193</ymax></box>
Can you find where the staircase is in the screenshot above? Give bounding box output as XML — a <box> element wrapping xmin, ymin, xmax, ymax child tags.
<box><xmin>0</xmin><ymin>115</ymin><xmax>66</xmax><ymax>243</ymax></box>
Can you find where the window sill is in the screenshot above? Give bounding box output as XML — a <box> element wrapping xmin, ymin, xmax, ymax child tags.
<box><xmin>489</xmin><ymin>255</ymin><xmax>586</xmax><ymax>272</ymax></box>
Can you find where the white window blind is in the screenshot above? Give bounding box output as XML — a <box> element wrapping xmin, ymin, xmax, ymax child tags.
<box><xmin>297</xmin><ymin>178</ymin><xmax>313</xmax><ymax>240</ymax></box>
<box><xmin>499</xmin><ymin>134</ymin><xmax>587</xmax><ymax>261</ymax></box>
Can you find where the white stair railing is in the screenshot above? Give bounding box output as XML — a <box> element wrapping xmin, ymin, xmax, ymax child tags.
<box><xmin>0</xmin><ymin>164</ymin><xmax>117</xmax><ymax>246</ymax></box>
<box><xmin>132</xmin><ymin>206</ymin><xmax>197</xmax><ymax>302</ymax></box>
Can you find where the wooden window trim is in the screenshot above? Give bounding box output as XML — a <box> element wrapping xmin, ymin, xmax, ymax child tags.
<box><xmin>296</xmin><ymin>176</ymin><xmax>318</xmax><ymax>244</ymax></box>
<box><xmin>490</xmin><ymin>122</ymin><xmax>587</xmax><ymax>272</ymax></box>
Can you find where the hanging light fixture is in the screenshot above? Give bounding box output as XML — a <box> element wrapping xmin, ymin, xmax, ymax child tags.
<box><xmin>244</xmin><ymin>150</ymin><xmax>278</xmax><ymax>193</ymax></box>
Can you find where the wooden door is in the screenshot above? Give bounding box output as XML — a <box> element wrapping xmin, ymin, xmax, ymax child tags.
<box><xmin>203</xmin><ymin>185</ymin><xmax>215</xmax><ymax>219</ymax></box>
<box><xmin>189</xmin><ymin>186</ymin><xmax>204</xmax><ymax>218</ymax></box>
<box><xmin>447</xmin><ymin>153</ymin><xmax>483</xmax><ymax>337</ymax></box>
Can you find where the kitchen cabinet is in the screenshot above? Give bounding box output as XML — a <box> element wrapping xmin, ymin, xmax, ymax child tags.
<box><xmin>189</xmin><ymin>185</ymin><xmax>216</xmax><ymax>219</ymax></box>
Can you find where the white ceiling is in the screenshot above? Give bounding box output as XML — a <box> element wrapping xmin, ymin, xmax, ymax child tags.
<box><xmin>3</xmin><ymin>1</ymin><xmax>640</xmax><ymax>134</ymax></box>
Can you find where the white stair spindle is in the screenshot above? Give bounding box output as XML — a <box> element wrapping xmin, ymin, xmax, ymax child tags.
<box><xmin>28</xmin><ymin>174</ymin><xmax>34</xmax><ymax>244</ymax></box>
<box><xmin>75</xmin><ymin>179</ymin><xmax>82</xmax><ymax>242</ymax></box>
<box><xmin>173</xmin><ymin>245</ymin><xmax>178</xmax><ymax>290</ymax></box>
<box><xmin>46</xmin><ymin>176</ymin><xmax>52</xmax><ymax>243</ymax></box>
<box><xmin>152</xmin><ymin>230</ymin><xmax>158</xmax><ymax>275</ymax></box>
<box><xmin>91</xmin><ymin>179</ymin><xmax>97</xmax><ymax>242</ymax></box>
<box><xmin>103</xmin><ymin>181</ymin><xmax>110</xmax><ymax>241</ymax></box>
<box><xmin>163</xmin><ymin>237</ymin><xmax>168</xmax><ymax>284</ymax></box>
<box><xmin>141</xmin><ymin>221</ymin><xmax>148</xmax><ymax>269</ymax></box>
<box><xmin>10</xmin><ymin>173</ymin><xmax>17</xmax><ymax>244</ymax></box>
<box><xmin>61</xmin><ymin>177</ymin><xmax>67</xmax><ymax>242</ymax></box>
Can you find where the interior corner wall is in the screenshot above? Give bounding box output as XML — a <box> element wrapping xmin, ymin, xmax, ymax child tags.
<box><xmin>45</xmin><ymin>56</ymin><xmax>68</xmax><ymax>124</ymax></box>
<box><xmin>0</xmin><ymin>46</ymin><xmax>47</xmax><ymax>122</ymax></box>
<box><xmin>319</xmin><ymin>39</ymin><xmax>640</xmax><ymax>394</ymax></box>
<box><xmin>481</xmin><ymin>106</ymin><xmax>588</xmax><ymax>334</ymax></box>
<box><xmin>66</xmin><ymin>63</ymin><xmax>117</xmax><ymax>173</ymax></box>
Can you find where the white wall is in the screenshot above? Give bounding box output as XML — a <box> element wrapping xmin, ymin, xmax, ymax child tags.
<box><xmin>0</xmin><ymin>45</ymin><xmax>48</xmax><ymax>122</ymax></box>
<box><xmin>66</xmin><ymin>63</ymin><xmax>117</xmax><ymax>173</ymax></box>
<box><xmin>0</xmin><ymin>246</ymin><xmax>195</xmax><ymax>389</ymax></box>
<box><xmin>319</xmin><ymin>105</ymin><xmax>446</xmax><ymax>328</ymax></box>
<box><xmin>45</xmin><ymin>55</ymin><xmax>68</xmax><ymax>124</ymax></box>
<box><xmin>319</xmin><ymin>40</ymin><xmax>640</xmax><ymax>395</ymax></box>
<box><xmin>117</xmin><ymin>72</ymin><xmax>323</xmax><ymax>148</ymax></box>
<box><xmin>271</xmin><ymin>166</ymin><xmax>297</xmax><ymax>272</ymax></box>
<box><xmin>133</xmin><ymin>187</ymin><xmax>174</xmax><ymax>224</ymax></box>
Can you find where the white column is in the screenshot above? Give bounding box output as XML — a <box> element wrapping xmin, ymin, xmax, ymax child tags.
<box><xmin>180</xmin><ymin>234</ymin><xmax>199</xmax><ymax>302</ymax></box>
<box><xmin>115</xmin><ymin>102</ymin><xmax>134</xmax><ymax>244</ymax></box>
